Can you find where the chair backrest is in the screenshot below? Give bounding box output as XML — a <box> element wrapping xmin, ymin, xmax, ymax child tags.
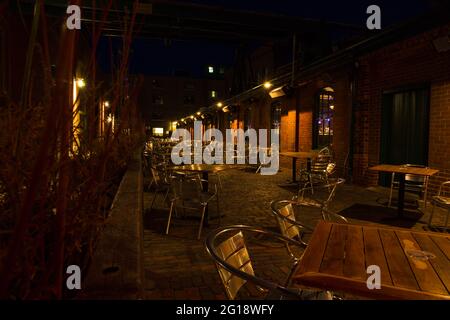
<box><xmin>150</xmin><ymin>165</ymin><xmax>169</xmax><ymax>187</ymax></box>
<box><xmin>168</xmin><ymin>174</ymin><xmax>203</xmax><ymax>202</ymax></box>
<box><xmin>215</xmin><ymin>231</ymin><xmax>255</xmax><ymax>300</ymax></box>
<box><xmin>298</xmin><ymin>178</ymin><xmax>345</xmax><ymax>209</ymax></box>
<box><xmin>310</xmin><ymin>158</ymin><xmax>330</xmax><ymax>174</ymax></box>
<box><xmin>273</xmin><ymin>202</ymin><xmax>302</xmax><ymax>240</ymax></box>
<box><xmin>403</xmin><ymin>164</ymin><xmax>427</xmax><ymax>184</ymax></box>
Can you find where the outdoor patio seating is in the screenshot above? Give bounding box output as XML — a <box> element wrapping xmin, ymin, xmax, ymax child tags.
<box><xmin>388</xmin><ymin>164</ymin><xmax>430</xmax><ymax>208</ymax></box>
<box><xmin>429</xmin><ymin>181</ymin><xmax>450</xmax><ymax>230</ymax></box>
<box><xmin>166</xmin><ymin>173</ymin><xmax>220</xmax><ymax>239</ymax></box>
<box><xmin>292</xmin><ymin>178</ymin><xmax>347</xmax><ymax>222</ymax></box>
<box><xmin>204</xmin><ymin>225</ymin><xmax>332</xmax><ymax>300</ymax></box>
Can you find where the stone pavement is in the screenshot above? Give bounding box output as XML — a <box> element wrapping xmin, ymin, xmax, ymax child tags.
<box><xmin>142</xmin><ymin>165</ymin><xmax>449</xmax><ymax>300</ymax></box>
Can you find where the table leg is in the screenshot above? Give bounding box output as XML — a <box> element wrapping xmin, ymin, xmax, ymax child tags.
<box><xmin>307</xmin><ymin>158</ymin><xmax>312</xmax><ymax>171</ymax></box>
<box><xmin>292</xmin><ymin>158</ymin><xmax>297</xmax><ymax>183</ymax></box>
<box><xmin>397</xmin><ymin>173</ymin><xmax>405</xmax><ymax>218</ymax></box>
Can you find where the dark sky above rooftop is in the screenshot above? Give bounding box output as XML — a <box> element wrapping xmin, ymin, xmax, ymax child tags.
<box><xmin>98</xmin><ymin>0</ymin><xmax>434</xmax><ymax>76</ymax></box>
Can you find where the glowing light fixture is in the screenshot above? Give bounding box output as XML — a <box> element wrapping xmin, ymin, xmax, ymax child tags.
<box><xmin>76</xmin><ymin>78</ymin><xmax>86</xmax><ymax>88</ymax></box>
<box><xmin>104</xmin><ymin>101</ymin><xmax>110</xmax><ymax>107</ymax></box>
<box><xmin>196</xmin><ymin>112</ymin><xmax>201</xmax><ymax>116</ymax></box>
<box><xmin>263</xmin><ymin>81</ymin><xmax>272</xmax><ymax>89</ymax></box>
<box><xmin>330</xmin><ymin>105</ymin><xmax>335</xmax><ymax>110</ymax></box>
<box><xmin>216</xmin><ymin>102</ymin><xmax>223</xmax><ymax>108</ymax></box>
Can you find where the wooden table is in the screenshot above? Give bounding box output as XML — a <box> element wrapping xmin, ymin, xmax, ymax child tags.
<box><xmin>369</xmin><ymin>164</ymin><xmax>439</xmax><ymax>218</ymax></box>
<box><xmin>292</xmin><ymin>221</ymin><xmax>450</xmax><ymax>300</ymax></box>
<box><xmin>170</xmin><ymin>164</ymin><xmax>235</xmax><ymax>191</ymax></box>
<box><xmin>279</xmin><ymin>151</ymin><xmax>319</xmax><ymax>183</ymax></box>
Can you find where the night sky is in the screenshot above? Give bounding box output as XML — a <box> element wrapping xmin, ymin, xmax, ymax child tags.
<box><xmin>98</xmin><ymin>0</ymin><xmax>433</xmax><ymax>76</ymax></box>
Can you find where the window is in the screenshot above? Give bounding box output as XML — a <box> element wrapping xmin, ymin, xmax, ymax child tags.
<box><xmin>152</xmin><ymin>95</ymin><xmax>164</xmax><ymax>105</ymax></box>
<box><xmin>314</xmin><ymin>87</ymin><xmax>334</xmax><ymax>148</ymax></box>
<box><xmin>210</xmin><ymin>90</ymin><xmax>217</xmax><ymax>98</ymax></box>
<box><xmin>183</xmin><ymin>95</ymin><xmax>195</xmax><ymax>105</ymax></box>
<box><xmin>208</xmin><ymin>66</ymin><xmax>214</xmax><ymax>73</ymax></box>
<box><xmin>152</xmin><ymin>127</ymin><xmax>164</xmax><ymax>136</ymax></box>
<box><xmin>271</xmin><ymin>103</ymin><xmax>282</xmax><ymax>130</ymax></box>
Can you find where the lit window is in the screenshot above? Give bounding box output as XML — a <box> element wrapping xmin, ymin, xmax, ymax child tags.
<box><xmin>211</xmin><ymin>90</ymin><xmax>217</xmax><ymax>98</ymax></box>
<box><xmin>208</xmin><ymin>66</ymin><xmax>214</xmax><ymax>73</ymax></box>
<box><xmin>314</xmin><ymin>87</ymin><xmax>334</xmax><ymax>148</ymax></box>
<box><xmin>152</xmin><ymin>127</ymin><xmax>164</xmax><ymax>136</ymax></box>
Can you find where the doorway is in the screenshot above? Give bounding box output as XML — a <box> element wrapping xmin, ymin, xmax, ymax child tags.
<box><xmin>379</xmin><ymin>87</ymin><xmax>430</xmax><ymax>186</ymax></box>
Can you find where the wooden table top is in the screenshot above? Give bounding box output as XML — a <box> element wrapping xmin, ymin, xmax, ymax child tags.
<box><xmin>279</xmin><ymin>151</ymin><xmax>319</xmax><ymax>159</ymax></box>
<box><xmin>369</xmin><ymin>164</ymin><xmax>439</xmax><ymax>176</ymax></box>
<box><xmin>292</xmin><ymin>221</ymin><xmax>450</xmax><ymax>300</ymax></box>
<box><xmin>169</xmin><ymin>164</ymin><xmax>237</xmax><ymax>173</ymax></box>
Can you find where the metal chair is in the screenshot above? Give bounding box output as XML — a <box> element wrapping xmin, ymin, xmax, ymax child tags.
<box><xmin>148</xmin><ymin>164</ymin><xmax>172</xmax><ymax>212</ymax></box>
<box><xmin>428</xmin><ymin>181</ymin><xmax>450</xmax><ymax>230</ymax></box>
<box><xmin>298</xmin><ymin>155</ymin><xmax>336</xmax><ymax>194</ymax></box>
<box><xmin>205</xmin><ymin>225</ymin><xmax>332</xmax><ymax>300</ymax></box>
<box><xmin>255</xmin><ymin>147</ymin><xmax>272</xmax><ymax>174</ymax></box>
<box><xmin>167</xmin><ymin>174</ymin><xmax>220</xmax><ymax>239</ymax></box>
<box><xmin>270</xmin><ymin>201</ymin><xmax>312</xmax><ymax>259</ymax></box>
<box><xmin>293</xmin><ymin>178</ymin><xmax>347</xmax><ymax>222</ymax></box>
<box><xmin>388</xmin><ymin>164</ymin><xmax>430</xmax><ymax>208</ymax></box>
<box><xmin>272</xmin><ymin>196</ymin><xmax>347</xmax><ymax>240</ymax></box>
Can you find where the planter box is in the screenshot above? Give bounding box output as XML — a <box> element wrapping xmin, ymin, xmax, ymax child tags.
<box><xmin>81</xmin><ymin>150</ymin><xmax>144</xmax><ymax>299</ymax></box>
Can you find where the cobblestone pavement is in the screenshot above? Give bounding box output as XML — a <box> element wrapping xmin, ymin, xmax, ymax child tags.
<box><xmin>142</xmin><ymin>164</ymin><xmax>449</xmax><ymax>300</ymax></box>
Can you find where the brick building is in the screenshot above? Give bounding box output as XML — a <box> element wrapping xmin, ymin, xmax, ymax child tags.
<box><xmin>182</xmin><ymin>10</ymin><xmax>450</xmax><ymax>195</ymax></box>
<box><xmin>139</xmin><ymin>72</ymin><xmax>227</xmax><ymax>136</ymax></box>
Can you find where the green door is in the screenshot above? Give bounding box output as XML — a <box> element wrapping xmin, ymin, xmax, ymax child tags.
<box><xmin>379</xmin><ymin>88</ymin><xmax>430</xmax><ymax>186</ymax></box>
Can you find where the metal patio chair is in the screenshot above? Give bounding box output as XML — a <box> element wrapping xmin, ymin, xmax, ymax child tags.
<box><xmin>205</xmin><ymin>225</ymin><xmax>332</xmax><ymax>300</ymax></box>
<box><xmin>291</xmin><ymin>178</ymin><xmax>348</xmax><ymax>224</ymax></box>
<box><xmin>428</xmin><ymin>181</ymin><xmax>450</xmax><ymax>230</ymax></box>
<box><xmin>148</xmin><ymin>164</ymin><xmax>172</xmax><ymax>212</ymax></box>
<box><xmin>166</xmin><ymin>174</ymin><xmax>220</xmax><ymax>239</ymax></box>
<box><xmin>388</xmin><ymin>164</ymin><xmax>430</xmax><ymax>208</ymax></box>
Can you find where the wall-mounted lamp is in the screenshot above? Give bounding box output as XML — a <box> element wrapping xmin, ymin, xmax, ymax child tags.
<box><xmin>76</xmin><ymin>78</ymin><xmax>86</xmax><ymax>88</ymax></box>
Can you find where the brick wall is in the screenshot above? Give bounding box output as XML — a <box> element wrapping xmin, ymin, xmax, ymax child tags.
<box><xmin>354</xmin><ymin>23</ymin><xmax>450</xmax><ymax>193</ymax></box>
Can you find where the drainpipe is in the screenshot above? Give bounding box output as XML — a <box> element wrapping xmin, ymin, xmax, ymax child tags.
<box><xmin>292</xmin><ymin>34</ymin><xmax>300</xmax><ymax>153</ymax></box>
<box><xmin>348</xmin><ymin>59</ymin><xmax>358</xmax><ymax>183</ymax></box>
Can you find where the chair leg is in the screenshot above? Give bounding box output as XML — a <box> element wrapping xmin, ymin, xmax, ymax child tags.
<box><xmin>150</xmin><ymin>191</ymin><xmax>159</xmax><ymax>211</ymax></box>
<box><xmin>428</xmin><ymin>202</ymin><xmax>435</xmax><ymax>227</ymax></box>
<box><xmin>309</xmin><ymin>174</ymin><xmax>314</xmax><ymax>195</ymax></box>
<box><xmin>162</xmin><ymin>188</ymin><xmax>170</xmax><ymax>206</ymax></box>
<box><xmin>166</xmin><ymin>201</ymin><xmax>175</xmax><ymax>235</ymax></box>
<box><xmin>388</xmin><ymin>174</ymin><xmax>394</xmax><ymax>207</ymax></box>
<box><xmin>198</xmin><ymin>206</ymin><xmax>207</xmax><ymax>240</ymax></box>
<box><xmin>216</xmin><ymin>194</ymin><xmax>221</xmax><ymax>226</ymax></box>
<box><xmin>147</xmin><ymin>178</ymin><xmax>154</xmax><ymax>191</ymax></box>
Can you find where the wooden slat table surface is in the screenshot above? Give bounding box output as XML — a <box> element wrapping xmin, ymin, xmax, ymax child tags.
<box><xmin>369</xmin><ymin>164</ymin><xmax>439</xmax><ymax>176</ymax></box>
<box><xmin>292</xmin><ymin>221</ymin><xmax>450</xmax><ymax>300</ymax></box>
<box><xmin>279</xmin><ymin>151</ymin><xmax>319</xmax><ymax>159</ymax></box>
